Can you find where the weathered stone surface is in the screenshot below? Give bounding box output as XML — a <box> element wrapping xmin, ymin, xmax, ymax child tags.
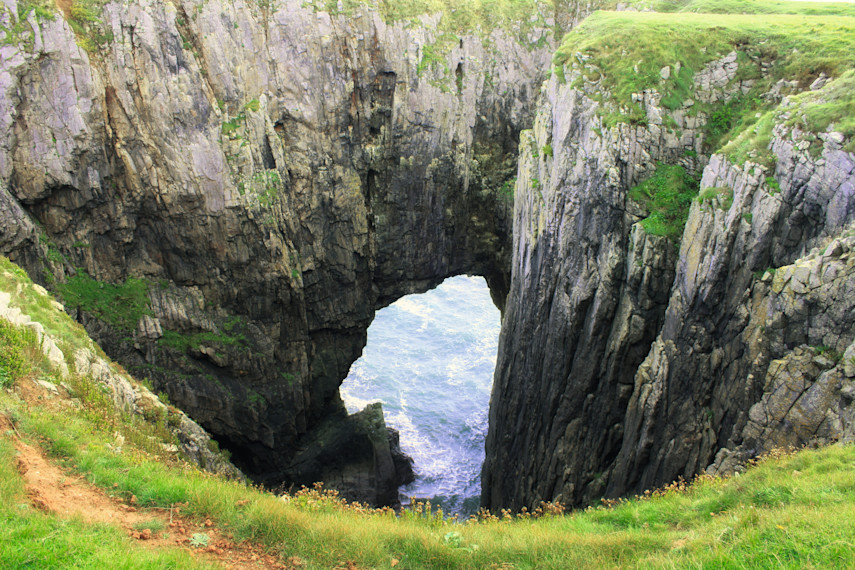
<box><xmin>285</xmin><ymin>402</ymin><xmax>415</xmax><ymax>506</ymax></box>
<box><xmin>606</xmin><ymin>129</ymin><xmax>855</xmax><ymax>498</ymax></box>
<box><xmin>483</xmin><ymin>70</ymin><xmax>693</xmax><ymax>511</ymax></box>
<box><xmin>706</xmin><ymin>238</ymin><xmax>855</xmax><ymax>472</ymax></box>
<box><xmin>0</xmin><ymin>288</ymin><xmax>68</xmax><ymax>376</ymax></box>
<box><xmin>0</xmin><ymin>0</ymin><xmax>556</xmax><ymax>504</ymax></box>
<box><xmin>0</xmin><ymin>271</ymin><xmax>240</xmax><ymax>477</ymax></box>
<box><xmin>4</xmin><ymin>0</ymin><xmax>854</xmax><ymax>512</ymax></box>
<box><xmin>483</xmin><ymin>53</ymin><xmax>855</xmax><ymax>510</ymax></box>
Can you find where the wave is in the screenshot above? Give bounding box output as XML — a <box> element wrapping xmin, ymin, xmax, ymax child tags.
<box><xmin>340</xmin><ymin>275</ymin><xmax>500</xmax><ymax>515</ymax></box>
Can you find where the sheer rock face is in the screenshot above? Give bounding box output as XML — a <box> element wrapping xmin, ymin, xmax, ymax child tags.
<box><xmin>0</xmin><ymin>0</ymin><xmax>553</xmax><ymax>503</ymax></box>
<box><xmin>483</xmin><ymin>62</ymin><xmax>855</xmax><ymax>510</ymax></box>
<box><xmin>609</xmin><ymin>149</ymin><xmax>855</xmax><ymax>500</ymax></box>
<box><xmin>4</xmin><ymin>0</ymin><xmax>855</xmax><ymax>513</ymax></box>
<box><xmin>482</xmin><ymin>76</ymin><xmax>696</xmax><ymax>511</ymax></box>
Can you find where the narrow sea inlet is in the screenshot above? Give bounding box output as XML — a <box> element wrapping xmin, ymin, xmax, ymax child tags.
<box><xmin>340</xmin><ymin>276</ymin><xmax>500</xmax><ymax>516</ymax></box>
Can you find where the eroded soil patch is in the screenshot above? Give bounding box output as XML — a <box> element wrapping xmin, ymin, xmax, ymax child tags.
<box><xmin>5</xmin><ymin>380</ymin><xmax>292</xmax><ymax>569</ymax></box>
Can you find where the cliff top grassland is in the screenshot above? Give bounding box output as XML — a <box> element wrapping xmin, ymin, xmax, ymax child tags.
<box><xmin>2</xmin><ymin>250</ymin><xmax>855</xmax><ymax>565</ymax></box>
<box><xmin>554</xmin><ymin>7</ymin><xmax>855</xmax><ymax>143</ymax></box>
<box><xmin>614</xmin><ymin>0</ymin><xmax>855</xmax><ymax>16</ymax></box>
<box><xmin>550</xmin><ymin>0</ymin><xmax>855</xmax><ymax>239</ymax></box>
<box><xmin>301</xmin><ymin>0</ymin><xmax>551</xmax><ymax>30</ymax></box>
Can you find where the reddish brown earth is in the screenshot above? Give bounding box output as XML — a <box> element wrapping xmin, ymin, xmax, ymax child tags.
<box><xmin>3</xmin><ymin>380</ymin><xmax>296</xmax><ymax>569</ymax></box>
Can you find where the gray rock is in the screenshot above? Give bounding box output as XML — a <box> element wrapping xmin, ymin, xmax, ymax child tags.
<box><xmin>0</xmin><ymin>0</ymin><xmax>556</xmax><ymax>503</ymax></box>
<box><xmin>284</xmin><ymin>402</ymin><xmax>415</xmax><ymax>506</ymax></box>
<box><xmin>3</xmin><ymin>0</ymin><xmax>854</xmax><ymax>513</ymax></box>
<box><xmin>484</xmin><ymin>57</ymin><xmax>855</xmax><ymax>510</ymax></box>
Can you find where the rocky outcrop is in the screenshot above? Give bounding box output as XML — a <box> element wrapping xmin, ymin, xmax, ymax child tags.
<box><xmin>0</xmin><ymin>286</ymin><xmax>68</xmax><ymax>376</ymax></box>
<box><xmin>607</xmin><ymin>125</ymin><xmax>855</xmax><ymax>498</ymax></box>
<box><xmin>284</xmin><ymin>402</ymin><xmax>415</xmax><ymax>505</ymax></box>
<box><xmin>483</xmin><ymin>52</ymin><xmax>855</xmax><ymax>510</ymax></box>
<box><xmin>0</xmin><ymin>263</ymin><xmax>240</xmax><ymax>477</ymax></box>
<box><xmin>0</xmin><ymin>0</ymin><xmax>555</xmax><ymax>503</ymax></box>
<box><xmin>5</xmin><ymin>0</ymin><xmax>852</xmax><ymax>512</ymax></box>
<box><xmin>708</xmin><ymin>235</ymin><xmax>855</xmax><ymax>473</ymax></box>
<box><xmin>482</xmin><ymin>62</ymin><xmax>709</xmax><ymax>511</ymax></box>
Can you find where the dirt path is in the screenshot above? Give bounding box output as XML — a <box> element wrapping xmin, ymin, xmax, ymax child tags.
<box><xmin>12</xmin><ymin>437</ymin><xmax>294</xmax><ymax>569</ymax></box>
<box><xmin>2</xmin><ymin>383</ymin><xmax>297</xmax><ymax>570</ymax></box>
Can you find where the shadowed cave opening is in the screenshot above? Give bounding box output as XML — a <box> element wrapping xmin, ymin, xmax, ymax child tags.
<box><xmin>340</xmin><ymin>275</ymin><xmax>500</xmax><ymax>516</ymax></box>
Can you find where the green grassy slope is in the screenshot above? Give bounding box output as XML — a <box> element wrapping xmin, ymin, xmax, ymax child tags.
<box><xmin>2</xmin><ymin>254</ymin><xmax>855</xmax><ymax>568</ymax></box>
<box><xmin>552</xmin><ymin>1</ymin><xmax>855</xmax><ymax>239</ymax></box>
<box><xmin>615</xmin><ymin>0</ymin><xmax>855</xmax><ymax>16</ymax></box>
<box><xmin>554</xmin><ymin>11</ymin><xmax>855</xmax><ymax>133</ymax></box>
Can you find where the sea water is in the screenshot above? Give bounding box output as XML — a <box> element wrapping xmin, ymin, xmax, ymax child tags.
<box><xmin>340</xmin><ymin>275</ymin><xmax>500</xmax><ymax>516</ymax></box>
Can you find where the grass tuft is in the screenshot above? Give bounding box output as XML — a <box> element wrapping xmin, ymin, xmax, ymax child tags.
<box><xmin>629</xmin><ymin>163</ymin><xmax>700</xmax><ymax>242</ymax></box>
<box><xmin>58</xmin><ymin>271</ymin><xmax>152</xmax><ymax>332</ymax></box>
<box><xmin>786</xmin><ymin>70</ymin><xmax>855</xmax><ymax>152</ymax></box>
<box><xmin>1</xmin><ymin>253</ymin><xmax>855</xmax><ymax>566</ymax></box>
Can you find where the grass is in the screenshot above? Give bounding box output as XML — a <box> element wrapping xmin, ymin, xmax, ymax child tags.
<box><xmin>785</xmin><ymin>70</ymin><xmax>855</xmax><ymax>153</ymax></box>
<box><xmin>720</xmin><ymin>68</ymin><xmax>855</xmax><ymax>164</ymax></box>
<box><xmin>158</xmin><ymin>329</ymin><xmax>246</xmax><ymax>353</ymax></box>
<box><xmin>10</xmin><ymin>385</ymin><xmax>855</xmax><ymax>568</ymax></box>
<box><xmin>553</xmin><ymin>10</ymin><xmax>855</xmax><ymax>147</ymax></box>
<box><xmin>2</xmin><ymin>256</ymin><xmax>855</xmax><ymax>567</ymax></box>
<box><xmin>0</xmin><ymin>438</ymin><xmax>204</xmax><ymax>569</ymax></box>
<box><xmin>613</xmin><ymin>0</ymin><xmax>855</xmax><ymax>17</ymax></box>
<box><xmin>0</xmin><ymin>319</ymin><xmax>38</xmax><ymax>388</ymax></box>
<box><xmin>5</xmin><ymin>0</ymin><xmax>115</xmax><ymax>53</ymax></box>
<box><xmin>718</xmin><ymin>108</ymin><xmax>777</xmax><ymax>167</ymax></box>
<box><xmin>158</xmin><ymin>315</ymin><xmax>249</xmax><ymax>357</ymax></box>
<box><xmin>301</xmin><ymin>0</ymin><xmax>552</xmax><ymax>89</ymax></box>
<box><xmin>303</xmin><ymin>0</ymin><xmax>550</xmax><ymax>37</ymax></box>
<box><xmin>61</xmin><ymin>0</ymin><xmax>112</xmax><ymax>53</ymax></box>
<box><xmin>698</xmin><ymin>185</ymin><xmax>735</xmax><ymax>210</ymax></box>
<box><xmin>2</xmin><ymin>0</ymin><xmax>855</xmax><ymax>564</ymax></box>
<box><xmin>132</xmin><ymin>519</ymin><xmax>166</xmax><ymax>534</ymax></box>
<box><xmin>0</xmin><ymin>1</ymin><xmax>54</xmax><ymax>47</ymax></box>
<box><xmin>0</xmin><ymin>257</ymin><xmax>100</xmax><ymax>356</ymax></box>
<box><xmin>58</xmin><ymin>271</ymin><xmax>152</xmax><ymax>332</ymax></box>
<box><xmin>628</xmin><ymin>163</ymin><xmax>700</xmax><ymax>242</ymax></box>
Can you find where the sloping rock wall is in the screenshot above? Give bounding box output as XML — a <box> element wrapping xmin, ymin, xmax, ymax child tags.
<box><xmin>0</xmin><ymin>0</ymin><xmax>554</xmax><ymax>502</ymax></box>
<box><xmin>483</xmin><ymin>59</ymin><xmax>855</xmax><ymax>510</ymax></box>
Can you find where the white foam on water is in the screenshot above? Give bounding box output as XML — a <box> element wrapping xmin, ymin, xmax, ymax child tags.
<box><xmin>340</xmin><ymin>275</ymin><xmax>499</xmax><ymax>515</ymax></box>
<box><xmin>391</xmin><ymin>297</ymin><xmax>433</xmax><ymax>332</ymax></box>
<box><xmin>340</xmin><ymin>393</ymin><xmax>381</xmax><ymax>414</ymax></box>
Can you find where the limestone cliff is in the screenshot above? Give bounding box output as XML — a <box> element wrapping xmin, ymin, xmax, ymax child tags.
<box><xmin>0</xmin><ymin>0</ymin><xmax>554</xmax><ymax>503</ymax></box>
<box><xmin>482</xmin><ymin>13</ymin><xmax>855</xmax><ymax>510</ymax></box>
<box><xmin>0</xmin><ymin>256</ymin><xmax>241</xmax><ymax>477</ymax></box>
<box><xmin>3</xmin><ymin>0</ymin><xmax>854</xmax><ymax>512</ymax></box>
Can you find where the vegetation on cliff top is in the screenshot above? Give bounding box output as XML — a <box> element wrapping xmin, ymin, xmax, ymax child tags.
<box><xmin>628</xmin><ymin>163</ymin><xmax>700</xmax><ymax>242</ymax></box>
<box><xmin>306</xmin><ymin>0</ymin><xmax>555</xmax><ymax>89</ymax></box>
<box><xmin>303</xmin><ymin>0</ymin><xmax>551</xmax><ymax>33</ymax></box>
<box><xmin>613</xmin><ymin>0</ymin><xmax>855</xmax><ymax>16</ymax></box>
<box><xmin>785</xmin><ymin>70</ymin><xmax>855</xmax><ymax>147</ymax></box>
<box><xmin>555</xmin><ymin>1</ymin><xmax>855</xmax><ymax>238</ymax></box>
<box><xmin>553</xmin><ymin>9</ymin><xmax>855</xmax><ymax>145</ymax></box>
<box><xmin>3</xmin><ymin>0</ymin><xmax>112</xmax><ymax>52</ymax></box>
<box><xmin>2</xmin><ymin>254</ymin><xmax>854</xmax><ymax>567</ymax></box>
